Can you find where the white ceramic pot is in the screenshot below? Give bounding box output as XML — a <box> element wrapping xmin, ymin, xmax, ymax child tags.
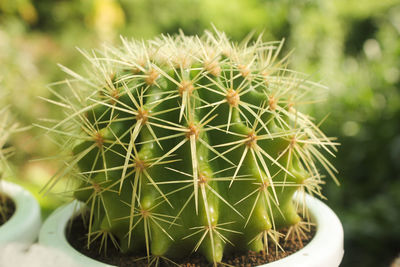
<box><xmin>39</xmin><ymin>194</ymin><xmax>344</xmax><ymax>267</ymax></box>
<box><xmin>259</xmin><ymin>194</ymin><xmax>344</xmax><ymax>267</ymax></box>
<box><xmin>0</xmin><ymin>180</ymin><xmax>42</xmax><ymax>245</ymax></box>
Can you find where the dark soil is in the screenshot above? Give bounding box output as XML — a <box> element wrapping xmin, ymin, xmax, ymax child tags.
<box><xmin>0</xmin><ymin>193</ymin><xmax>16</xmax><ymax>226</ymax></box>
<box><xmin>67</xmin><ymin>216</ymin><xmax>315</xmax><ymax>267</ymax></box>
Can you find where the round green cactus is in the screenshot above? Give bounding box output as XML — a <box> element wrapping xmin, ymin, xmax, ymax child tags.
<box><xmin>44</xmin><ymin>29</ymin><xmax>338</xmax><ymax>265</ymax></box>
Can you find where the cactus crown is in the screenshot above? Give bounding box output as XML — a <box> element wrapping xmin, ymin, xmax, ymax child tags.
<box><xmin>44</xmin><ymin>29</ymin><xmax>338</xmax><ymax>265</ymax></box>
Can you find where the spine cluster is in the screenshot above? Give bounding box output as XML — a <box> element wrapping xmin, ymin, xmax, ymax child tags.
<box><xmin>44</xmin><ymin>30</ymin><xmax>338</xmax><ymax>265</ymax></box>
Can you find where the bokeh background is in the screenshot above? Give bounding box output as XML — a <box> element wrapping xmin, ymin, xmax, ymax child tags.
<box><xmin>1</xmin><ymin>0</ymin><xmax>399</xmax><ymax>266</ymax></box>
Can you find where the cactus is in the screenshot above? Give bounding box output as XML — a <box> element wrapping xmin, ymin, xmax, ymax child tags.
<box><xmin>0</xmin><ymin>107</ymin><xmax>18</xmax><ymax>223</ymax></box>
<box><xmin>43</xmin><ymin>29</ymin><xmax>338</xmax><ymax>265</ymax></box>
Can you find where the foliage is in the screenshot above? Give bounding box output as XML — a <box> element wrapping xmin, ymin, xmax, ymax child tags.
<box><xmin>287</xmin><ymin>2</ymin><xmax>400</xmax><ymax>265</ymax></box>
<box><xmin>1</xmin><ymin>0</ymin><xmax>399</xmax><ymax>265</ymax></box>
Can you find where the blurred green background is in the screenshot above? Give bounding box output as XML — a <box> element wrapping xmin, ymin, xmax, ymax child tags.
<box><xmin>1</xmin><ymin>0</ymin><xmax>399</xmax><ymax>266</ymax></box>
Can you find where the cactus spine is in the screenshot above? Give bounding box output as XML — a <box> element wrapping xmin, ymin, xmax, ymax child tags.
<box><xmin>44</xmin><ymin>30</ymin><xmax>338</xmax><ymax>265</ymax></box>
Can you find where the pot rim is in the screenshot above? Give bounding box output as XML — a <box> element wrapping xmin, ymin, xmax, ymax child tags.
<box><xmin>0</xmin><ymin>180</ymin><xmax>42</xmax><ymax>245</ymax></box>
<box><xmin>39</xmin><ymin>194</ymin><xmax>343</xmax><ymax>267</ymax></box>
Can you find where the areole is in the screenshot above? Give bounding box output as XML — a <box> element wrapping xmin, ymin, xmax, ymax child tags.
<box><xmin>0</xmin><ymin>180</ymin><xmax>41</xmax><ymax>245</ymax></box>
<box><xmin>39</xmin><ymin>194</ymin><xmax>344</xmax><ymax>267</ymax></box>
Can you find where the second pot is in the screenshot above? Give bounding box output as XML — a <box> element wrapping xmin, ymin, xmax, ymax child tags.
<box><xmin>0</xmin><ymin>180</ymin><xmax>42</xmax><ymax>245</ymax></box>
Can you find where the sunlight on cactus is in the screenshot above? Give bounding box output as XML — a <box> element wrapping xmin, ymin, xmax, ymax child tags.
<box><xmin>41</xmin><ymin>29</ymin><xmax>338</xmax><ymax>265</ymax></box>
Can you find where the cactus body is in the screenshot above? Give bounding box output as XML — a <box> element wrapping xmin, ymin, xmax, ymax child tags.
<box><xmin>47</xmin><ymin>30</ymin><xmax>337</xmax><ymax>265</ymax></box>
<box><xmin>0</xmin><ymin>107</ymin><xmax>19</xmax><ymax>221</ymax></box>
